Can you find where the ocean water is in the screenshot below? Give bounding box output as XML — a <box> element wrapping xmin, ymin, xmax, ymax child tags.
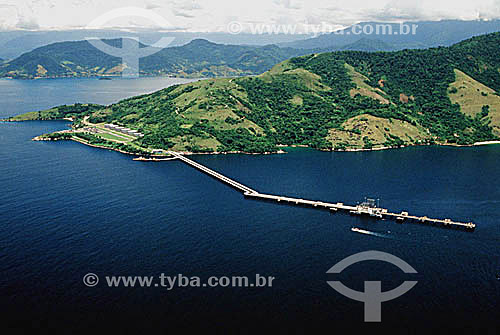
<box><xmin>0</xmin><ymin>78</ymin><xmax>498</xmax><ymax>332</ymax></box>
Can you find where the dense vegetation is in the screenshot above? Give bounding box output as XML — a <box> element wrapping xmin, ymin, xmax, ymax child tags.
<box><xmin>330</xmin><ymin>33</ymin><xmax>500</xmax><ymax>143</ymax></box>
<box><xmin>42</xmin><ymin>104</ymin><xmax>104</xmax><ymax>119</ymax></box>
<box><xmin>327</xmin><ymin>49</ymin><xmax>491</xmax><ymax>143</ymax></box>
<box><xmin>448</xmin><ymin>33</ymin><xmax>500</xmax><ymax>93</ymax></box>
<box><xmin>13</xmin><ymin>32</ymin><xmax>500</xmax><ymax>153</ymax></box>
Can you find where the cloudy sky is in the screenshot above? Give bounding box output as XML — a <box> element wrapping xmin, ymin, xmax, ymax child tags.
<box><xmin>1</xmin><ymin>0</ymin><xmax>500</xmax><ymax>32</ymax></box>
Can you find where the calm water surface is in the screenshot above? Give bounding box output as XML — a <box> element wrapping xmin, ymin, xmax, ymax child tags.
<box><xmin>0</xmin><ymin>78</ymin><xmax>498</xmax><ymax>331</ymax></box>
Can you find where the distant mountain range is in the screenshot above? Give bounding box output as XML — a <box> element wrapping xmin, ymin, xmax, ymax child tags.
<box><xmin>0</xmin><ymin>30</ymin><xmax>312</xmax><ymax>61</ymax></box>
<box><xmin>282</xmin><ymin>19</ymin><xmax>500</xmax><ymax>50</ymax></box>
<box><xmin>1</xmin><ymin>19</ymin><xmax>499</xmax><ymax>61</ymax></box>
<box><xmin>329</xmin><ymin>38</ymin><xmax>396</xmax><ymax>52</ymax></box>
<box><xmin>1</xmin><ymin>19</ymin><xmax>500</xmax><ymax>79</ymax></box>
<box><xmin>0</xmin><ymin>39</ymin><xmax>309</xmax><ymax>79</ymax></box>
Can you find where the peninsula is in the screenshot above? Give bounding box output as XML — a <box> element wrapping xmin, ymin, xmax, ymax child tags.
<box><xmin>3</xmin><ymin>33</ymin><xmax>500</xmax><ymax>155</ymax></box>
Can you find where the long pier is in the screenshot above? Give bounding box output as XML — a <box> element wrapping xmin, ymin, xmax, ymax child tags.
<box><xmin>167</xmin><ymin>151</ymin><xmax>475</xmax><ymax>231</ymax></box>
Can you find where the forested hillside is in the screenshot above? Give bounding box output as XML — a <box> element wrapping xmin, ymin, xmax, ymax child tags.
<box><xmin>9</xmin><ymin>33</ymin><xmax>500</xmax><ymax>153</ymax></box>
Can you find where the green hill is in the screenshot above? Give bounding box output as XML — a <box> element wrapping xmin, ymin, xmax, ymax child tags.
<box><xmin>8</xmin><ymin>33</ymin><xmax>500</xmax><ymax>153</ymax></box>
<box><xmin>0</xmin><ymin>39</ymin><xmax>307</xmax><ymax>79</ymax></box>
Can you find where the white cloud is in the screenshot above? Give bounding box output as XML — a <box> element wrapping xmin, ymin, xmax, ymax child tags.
<box><xmin>172</xmin><ymin>9</ymin><xmax>195</xmax><ymax>18</ymax></box>
<box><xmin>273</xmin><ymin>0</ymin><xmax>302</xmax><ymax>10</ymax></box>
<box><xmin>0</xmin><ymin>0</ymin><xmax>499</xmax><ymax>31</ymax></box>
<box><xmin>0</xmin><ymin>5</ymin><xmax>19</xmax><ymax>30</ymax></box>
<box><xmin>144</xmin><ymin>1</ymin><xmax>162</xmax><ymax>10</ymax></box>
<box><xmin>16</xmin><ymin>16</ymin><xmax>40</xmax><ymax>29</ymax></box>
<box><xmin>176</xmin><ymin>1</ymin><xmax>203</xmax><ymax>11</ymax></box>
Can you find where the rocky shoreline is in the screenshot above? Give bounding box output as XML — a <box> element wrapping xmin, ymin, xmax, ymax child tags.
<box><xmin>32</xmin><ymin>134</ymin><xmax>500</xmax><ymax>159</ymax></box>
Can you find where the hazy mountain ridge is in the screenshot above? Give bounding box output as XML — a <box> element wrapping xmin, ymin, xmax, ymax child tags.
<box><xmin>3</xmin><ymin>19</ymin><xmax>500</xmax><ymax>78</ymax></box>
<box><xmin>331</xmin><ymin>38</ymin><xmax>396</xmax><ymax>52</ymax></box>
<box><xmin>0</xmin><ymin>38</ymin><xmax>308</xmax><ymax>79</ymax></box>
<box><xmin>282</xmin><ymin>19</ymin><xmax>500</xmax><ymax>51</ymax></box>
<box><xmin>0</xmin><ymin>30</ymin><xmax>312</xmax><ymax>61</ymax></box>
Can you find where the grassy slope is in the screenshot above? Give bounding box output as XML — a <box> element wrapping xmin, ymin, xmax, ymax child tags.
<box><xmin>327</xmin><ymin>114</ymin><xmax>430</xmax><ymax>149</ymax></box>
<box><xmin>449</xmin><ymin>69</ymin><xmax>500</xmax><ymax>136</ymax></box>
<box><xmin>163</xmin><ymin>78</ymin><xmax>264</xmax><ymax>151</ymax></box>
<box><xmin>345</xmin><ymin>64</ymin><xmax>390</xmax><ymax>105</ymax></box>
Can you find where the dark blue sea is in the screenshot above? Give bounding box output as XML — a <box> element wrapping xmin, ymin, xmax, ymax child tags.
<box><xmin>0</xmin><ymin>78</ymin><xmax>498</xmax><ymax>332</ymax></box>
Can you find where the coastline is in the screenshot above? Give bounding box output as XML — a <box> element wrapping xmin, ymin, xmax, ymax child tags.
<box><xmin>33</xmin><ymin>135</ymin><xmax>145</xmax><ymax>156</ymax></box>
<box><xmin>14</xmin><ymin>118</ymin><xmax>500</xmax><ymax>157</ymax></box>
<box><xmin>0</xmin><ymin>117</ymin><xmax>73</xmax><ymax>122</ymax></box>
<box><xmin>32</xmin><ymin>135</ymin><xmax>288</xmax><ymax>157</ymax></box>
<box><xmin>326</xmin><ymin>140</ymin><xmax>500</xmax><ymax>153</ymax></box>
<box><xmin>31</xmin><ymin>133</ymin><xmax>500</xmax><ymax>159</ymax></box>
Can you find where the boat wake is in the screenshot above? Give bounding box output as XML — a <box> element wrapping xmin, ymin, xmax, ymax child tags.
<box><xmin>351</xmin><ymin>227</ymin><xmax>393</xmax><ymax>239</ymax></box>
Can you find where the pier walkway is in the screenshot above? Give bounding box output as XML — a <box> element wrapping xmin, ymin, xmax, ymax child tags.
<box><xmin>168</xmin><ymin>151</ymin><xmax>256</xmax><ymax>194</ymax></box>
<box><xmin>167</xmin><ymin>151</ymin><xmax>475</xmax><ymax>231</ymax></box>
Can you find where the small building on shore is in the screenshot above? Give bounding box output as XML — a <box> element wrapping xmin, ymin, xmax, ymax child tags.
<box><xmin>104</xmin><ymin>123</ymin><xmax>144</xmax><ymax>138</ymax></box>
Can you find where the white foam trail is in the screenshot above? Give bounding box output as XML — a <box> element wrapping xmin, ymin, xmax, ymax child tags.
<box><xmin>351</xmin><ymin>227</ymin><xmax>393</xmax><ymax>239</ymax></box>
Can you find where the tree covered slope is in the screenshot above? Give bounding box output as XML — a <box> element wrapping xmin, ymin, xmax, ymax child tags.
<box><xmin>9</xmin><ymin>33</ymin><xmax>500</xmax><ymax>153</ymax></box>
